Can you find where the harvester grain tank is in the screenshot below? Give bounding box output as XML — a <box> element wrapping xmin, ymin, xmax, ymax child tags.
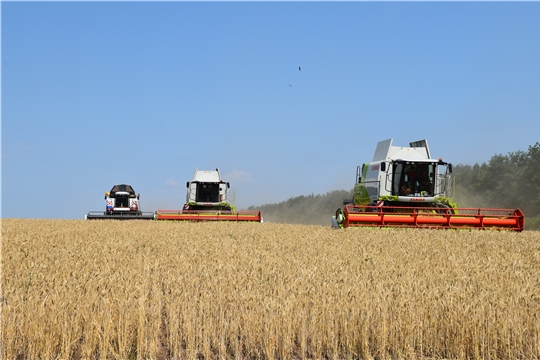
<box><xmin>332</xmin><ymin>139</ymin><xmax>524</xmax><ymax>231</ymax></box>
<box><xmin>86</xmin><ymin>184</ymin><xmax>155</xmax><ymax>220</ymax></box>
<box><xmin>156</xmin><ymin>168</ymin><xmax>263</xmax><ymax>222</ymax></box>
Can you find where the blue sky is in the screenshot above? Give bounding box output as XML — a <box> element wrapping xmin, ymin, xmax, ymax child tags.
<box><xmin>2</xmin><ymin>2</ymin><xmax>539</xmax><ymax>219</ymax></box>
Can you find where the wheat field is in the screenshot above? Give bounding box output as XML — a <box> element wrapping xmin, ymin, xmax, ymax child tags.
<box><xmin>1</xmin><ymin>219</ymin><xmax>539</xmax><ymax>359</ymax></box>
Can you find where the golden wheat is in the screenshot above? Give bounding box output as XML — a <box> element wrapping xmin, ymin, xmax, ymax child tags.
<box><xmin>1</xmin><ymin>219</ymin><xmax>539</xmax><ymax>359</ymax></box>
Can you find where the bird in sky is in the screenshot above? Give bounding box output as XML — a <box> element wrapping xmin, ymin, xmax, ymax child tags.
<box><xmin>289</xmin><ymin>84</ymin><xmax>293</xmax><ymax>87</ymax></box>
<box><xmin>299</xmin><ymin>66</ymin><xmax>301</xmax><ymax>71</ymax></box>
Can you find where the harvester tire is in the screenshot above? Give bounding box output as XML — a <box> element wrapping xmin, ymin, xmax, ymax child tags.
<box><xmin>335</xmin><ymin>208</ymin><xmax>344</xmax><ymax>224</ymax></box>
<box><xmin>434</xmin><ymin>203</ymin><xmax>454</xmax><ymax>214</ymax></box>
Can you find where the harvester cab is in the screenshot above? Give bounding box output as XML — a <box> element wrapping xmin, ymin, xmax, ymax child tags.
<box><xmin>333</xmin><ymin>139</ymin><xmax>524</xmax><ymax>231</ymax></box>
<box><xmin>184</xmin><ymin>169</ymin><xmax>232</xmax><ymax>211</ymax></box>
<box><xmin>354</xmin><ymin>139</ymin><xmax>455</xmax><ymax>209</ymax></box>
<box><xmin>86</xmin><ymin>184</ymin><xmax>155</xmax><ymax>220</ymax></box>
<box><xmin>105</xmin><ymin>184</ymin><xmax>140</xmax><ymax>213</ymax></box>
<box><xmin>156</xmin><ymin>168</ymin><xmax>263</xmax><ymax>222</ymax></box>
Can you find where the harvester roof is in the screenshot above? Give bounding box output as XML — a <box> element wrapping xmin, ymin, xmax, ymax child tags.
<box><xmin>109</xmin><ymin>184</ymin><xmax>137</xmax><ymax>196</ymax></box>
<box><xmin>373</xmin><ymin>138</ymin><xmax>432</xmax><ymax>162</ymax></box>
<box><xmin>192</xmin><ymin>169</ymin><xmax>222</xmax><ymax>183</ymax></box>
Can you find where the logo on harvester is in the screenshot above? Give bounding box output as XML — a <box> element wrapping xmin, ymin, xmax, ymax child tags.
<box><xmin>372</xmin><ymin>165</ymin><xmax>379</xmax><ymax>171</ymax></box>
<box><xmin>107</xmin><ymin>199</ymin><xmax>113</xmax><ymax>210</ymax></box>
<box><xmin>410</xmin><ymin>198</ymin><xmax>425</xmax><ymax>202</ymax></box>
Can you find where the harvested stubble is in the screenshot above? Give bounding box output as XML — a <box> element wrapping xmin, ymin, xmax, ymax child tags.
<box><xmin>1</xmin><ymin>219</ymin><xmax>540</xmax><ymax>360</ymax></box>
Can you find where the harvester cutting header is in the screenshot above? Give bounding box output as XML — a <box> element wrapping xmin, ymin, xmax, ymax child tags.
<box><xmin>332</xmin><ymin>139</ymin><xmax>524</xmax><ymax>231</ymax></box>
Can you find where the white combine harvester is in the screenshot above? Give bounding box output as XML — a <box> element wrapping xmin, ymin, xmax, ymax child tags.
<box><xmin>156</xmin><ymin>168</ymin><xmax>262</xmax><ymax>222</ymax></box>
<box><xmin>332</xmin><ymin>139</ymin><xmax>524</xmax><ymax>231</ymax></box>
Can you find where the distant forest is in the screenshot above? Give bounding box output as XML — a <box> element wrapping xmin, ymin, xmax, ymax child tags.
<box><xmin>248</xmin><ymin>142</ymin><xmax>540</xmax><ymax>230</ymax></box>
<box><xmin>452</xmin><ymin>142</ymin><xmax>540</xmax><ymax>230</ymax></box>
<box><xmin>248</xmin><ymin>189</ymin><xmax>353</xmax><ymax>227</ymax></box>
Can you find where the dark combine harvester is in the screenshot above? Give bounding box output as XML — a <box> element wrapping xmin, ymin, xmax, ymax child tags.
<box><xmin>86</xmin><ymin>184</ymin><xmax>155</xmax><ymax>220</ymax></box>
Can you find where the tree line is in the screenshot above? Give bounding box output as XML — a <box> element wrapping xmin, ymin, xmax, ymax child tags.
<box><xmin>249</xmin><ymin>142</ymin><xmax>540</xmax><ymax>230</ymax></box>
<box><xmin>248</xmin><ymin>190</ymin><xmax>353</xmax><ymax>226</ymax></box>
<box><xmin>452</xmin><ymin>142</ymin><xmax>540</xmax><ymax>230</ymax></box>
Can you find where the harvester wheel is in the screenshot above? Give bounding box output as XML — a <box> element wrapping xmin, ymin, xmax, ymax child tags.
<box><xmin>434</xmin><ymin>203</ymin><xmax>454</xmax><ymax>214</ymax></box>
<box><xmin>367</xmin><ymin>201</ymin><xmax>382</xmax><ymax>212</ymax></box>
<box><xmin>335</xmin><ymin>208</ymin><xmax>344</xmax><ymax>223</ymax></box>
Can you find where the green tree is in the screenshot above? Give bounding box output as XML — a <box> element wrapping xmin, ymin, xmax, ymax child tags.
<box><xmin>248</xmin><ymin>189</ymin><xmax>353</xmax><ymax>226</ymax></box>
<box><xmin>453</xmin><ymin>142</ymin><xmax>540</xmax><ymax>230</ymax></box>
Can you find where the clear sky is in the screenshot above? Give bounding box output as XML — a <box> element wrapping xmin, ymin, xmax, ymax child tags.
<box><xmin>2</xmin><ymin>1</ymin><xmax>539</xmax><ymax>219</ymax></box>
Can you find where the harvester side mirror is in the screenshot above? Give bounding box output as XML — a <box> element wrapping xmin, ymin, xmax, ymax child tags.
<box><xmin>227</xmin><ymin>182</ymin><xmax>230</xmax><ymax>188</ymax></box>
<box><xmin>448</xmin><ymin>164</ymin><xmax>453</xmax><ymax>173</ymax></box>
<box><xmin>137</xmin><ymin>193</ymin><xmax>140</xmax><ymax>200</ymax></box>
<box><xmin>186</xmin><ymin>182</ymin><xmax>190</xmax><ymax>188</ymax></box>
<box><xmin>381</xmin><ymin>162</ymin><xmax>386</xmax><ymax>171</ymax></box>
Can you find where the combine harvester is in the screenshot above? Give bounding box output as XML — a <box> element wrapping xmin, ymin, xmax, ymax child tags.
<box><xmin>86</xmin><ymin>184</ymin><xmax>155</xmax><ymax>220</ymax></box>
<box><xmin>156</xmin><ymin>168</ymin><xmax>262</xmax><ymax>222</ymax></box>
<box><xmin>332</xmin><ymin>139</ymin><xmax>524</xmax><ymax>231</ymax></box>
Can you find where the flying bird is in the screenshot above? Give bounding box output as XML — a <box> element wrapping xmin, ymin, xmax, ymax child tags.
<box><xmin>289</xmin><ymin>84</ymin><xmax>293</xmax><ymax>87</ymax></box>
<box><xmin>298</xmin><ymin>66</ymin><xmax>301</xmax><ymax>71</ymax></box>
